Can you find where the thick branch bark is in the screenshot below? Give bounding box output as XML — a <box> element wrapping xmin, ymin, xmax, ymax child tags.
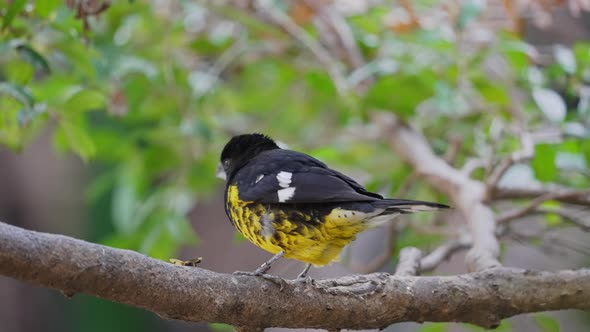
<box><xmin>1</xmin><ymin>221</ymin><xmax>589</xmax><ymax>330</ymax></box>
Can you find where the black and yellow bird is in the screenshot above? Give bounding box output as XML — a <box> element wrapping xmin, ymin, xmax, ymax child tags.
<box><xmin>218</xmin><ymin>133</ymin><xmax>449</xmax><ymax>279</ymax></box>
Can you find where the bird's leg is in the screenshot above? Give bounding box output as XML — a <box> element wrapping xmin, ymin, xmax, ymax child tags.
<box><xmin>233</xmin><ymin>252</ymin><xmax>286</xmax><ymax>289</ymax></box>
<box><xmin>296</xmin><ymin>263</ymin><xmax>312</xmax><ymax>281</ymax></box>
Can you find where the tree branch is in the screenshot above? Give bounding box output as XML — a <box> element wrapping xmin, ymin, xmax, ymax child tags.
<box><xmin>395</xmin><ymin>247</ymin><xmax>422</xmax><ymax>276</ymax></box>
<box><xmin>377</xmin><ymin>114</ymin><xmax>501</xmax><ymax>271</ymax></box>
<box><xmin>420</xmin><ymin>235</ymin><xmax>472</xmax><ymax>272</ymax></box>
<box><xmin>496</xmin><ymin>191</ymin><xmax>567</xmax><ymax>224</ymax></box>
<box><xmin>492</xmin><ymin>185</ymin><xmax>590</xmax><ymax>206</ymax></box>
<box><xmin>486</xmin><ymin>131</ymin><xmax>534</xmax><ymax>191</ymax></box>
<box><xmin>2</xmin><ymin>221</ymin><xmax>590</xmax><ymax>330</ymax></box>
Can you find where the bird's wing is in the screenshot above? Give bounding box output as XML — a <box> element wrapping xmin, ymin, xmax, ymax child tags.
<box><xmin>237</xmin><ymin>164</ymin><xmax>382</xmax><ymax>204</ymax></box>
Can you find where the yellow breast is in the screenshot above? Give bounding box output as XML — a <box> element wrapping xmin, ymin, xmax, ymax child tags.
<box><xmin>226</xmin><ymin>185</ymin><xmax>369</xmax><ymax>266</ymax></box>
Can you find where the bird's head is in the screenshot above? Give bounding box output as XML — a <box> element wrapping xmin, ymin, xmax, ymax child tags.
<box><xmin>217</xmin><ymin>133</ymin><xmax>279</xmax><ymax>181</ymax></box>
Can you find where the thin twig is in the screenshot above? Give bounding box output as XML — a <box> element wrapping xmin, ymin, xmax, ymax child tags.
<box><xmin>445</xmin><ymin>135</ymin><xmax>463</xmax><ymax>166</ymax></box>
<box><xmin>486</xmin><ymin>132</ymin><xmax>534</xmax><ymax>192</ymax></box>
<box><xmin>531</xmin><ymin>207</ymin><xmax>590</xmax><ymax>231</ymax></box>
<box><xmin>394</xmin><ymin>171</ymin><xmax>419</xmax><ymax>197</ymax></box>
<box><xmin>303</xmin><ymin>0</ymin><xmax>367</xmax><ymax>70</ymax></box>
<box><xmin>253</xmin><ymin>0</ymin><xmax>349</xmax><ymax>94</ymax></box>
<box><xmin>193</xmin><ymin>37</ymin><xmax>248</xmax><ymax>98</ymax></box>
<box><xmin>497</xmin><ymin>193</ymin><xmax>557</xmax><ymax>224</ymax></box>
<box><xmin>497</xmin><ymin>190</ymin><xmax>590</xmax><ymax>223</ymax></box>
<box><xmin>493</xmin><ymin>185</ymin><xmax>590</xmax><ymax>206</ymax></box>
<box><xmin>395</xmin><ymin>247</ymin><xmax>422</xmax><ymax>276</ymax></box>
<box><xmin>420</xmin><ymin>234</ymin><xmax>472</xmax><ymax>272</ymax></box>
<box><xmin>461</xmin><ymin>158</ymin><xmax>486</xmax><ymax>176</ymax></box>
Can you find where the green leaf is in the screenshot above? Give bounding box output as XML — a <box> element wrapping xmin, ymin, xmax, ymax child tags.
<box><xmin>64</xmin><ymin>89</ymin><xmax>107</xmax><ymax>113</ymax></box>
<box><xmin>16</xmin><ymin>44</ymin><xmax>51</xmax><ymax>74</ymax></box>
<box><xmin>472</xmin><ymin>76</ymin><xmax>510</xmax><ymax>106</ymax></box>
<box><xmin>573</xmin><ymin>43</ymin><xmax>590</xmax><ymax>71</ymax></box>
<box><xmin>2</xmin><ymin>0</ymin><xmax>26</xmax><ymax>30</ymax></box>
<box><xmin>34</xmin><ymin>0</ymin><xmax>61</xmax><ymax>17</ymax></box>
<box><xmin>3</xmin><ymin>59</ymin><xmax>34</xmax><ymax>84</ymax></box>
<box><xmin>140</xmin><ymin>222</ymin><xmax>176</xmax><ymax>259</ymax></box>
<box><xmin>533</xmin><ymin>314</ymin><xmax>560</xmax><ymax>332</ymax></box>
<box><xmin>112</xmin><ymin>162</ymin><xmax>144</xmax><ymax>234</ymax></box>
<box><xmin>0</xmin><ymin>82</ymin><xmax>34</xmax><ymax>107</ymax></box>
<box><xmin>417</xmin><ymin>323</ymin><xmax>447</xmax><ymax>332</ymax></box>
<box><xmin>553</xmin><ymin>45</ymin><xmax>576</xmax><ymax>75</ymax></box>
<box><xmin>499</xmin><ymin>37</ymin><xmax>533</xmax><ymax>72</ymax></box>
<box><xmin>532</xmin><ymin>88</ymin><xmax>566</xmax><ymax>122</ymax></box>
<box><xmin>56</xmin><ymin>120</ymin><xmax>96</xmax><ymax>161</ymax></box>
<box><xmin>544</xmin><ymin>212</ymin><xmax>562</xmax><ymax>227</ymax></box>
<box><xmin>531</xmin><ymin>144</ymin><xmax>557</xmax><ymax>182</ymax></box>
<box><xmin>364</xmin><ymin>73</ymin><xmax>435</xmax><ymax>118</ymax></box>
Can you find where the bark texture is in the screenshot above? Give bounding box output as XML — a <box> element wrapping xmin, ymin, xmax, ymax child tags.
<box><xmin>1</xmin><ymin>221</ymin><xmax>589</xmax><ymax>330</ymax></box>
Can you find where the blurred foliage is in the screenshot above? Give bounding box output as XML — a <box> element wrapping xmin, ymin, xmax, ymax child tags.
<box><xmin>1</xmin><ymin>1</ymin><xmax>590</xmax><ymax>330</ymax></box>
<box><xmin>1</xmin><ymin>0</ymin><xmax>589</xmax><ymax>261</ymax></box>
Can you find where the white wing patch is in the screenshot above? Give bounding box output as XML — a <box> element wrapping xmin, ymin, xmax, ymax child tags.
<box><xmin>255</xmin><ymin>174</ymin><xmax>265</xmax><ymax>184</ymax></box>
<box><xmin>277</xmin><ymin>187</ymin><xmax>296</xmax><ymax>202</ymax></box>
<box><xmin>276</xmin><ymin>171</ymin><xmax>292</xmax><ymax>188</ymax></box>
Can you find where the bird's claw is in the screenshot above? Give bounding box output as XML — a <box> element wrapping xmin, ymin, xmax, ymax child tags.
<box><xmin>233</xmin><ymin>271</ymin><xmax>287</xmax><ymax>290</ymax></box>
<box><xmin>295</xmin><ymin>275</ymin><xmax>315</xmax><ymax>286</ymax></box>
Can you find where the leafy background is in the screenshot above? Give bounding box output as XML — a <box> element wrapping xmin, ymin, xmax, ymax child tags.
<box><xmin>1</xmin><ymin>1</ymin><xmax>589</xmax><ymax>331</ymax></box>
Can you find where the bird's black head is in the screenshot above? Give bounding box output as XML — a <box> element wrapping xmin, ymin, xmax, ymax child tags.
<box><xmin>218</xmin><ymin>133</ymin><xmax>279</xmax><ymax>181</ymax></box>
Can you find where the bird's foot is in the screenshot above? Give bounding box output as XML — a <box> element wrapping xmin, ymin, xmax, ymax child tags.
<box><xmin>295</xmin><ymin>275</ymin><xmax>315</xmax><ymax>287</ymax></box>
<box><xmin>233</xmin><ymin>270</ymin><xmax>287</xmax><ymax>290</ymax></box>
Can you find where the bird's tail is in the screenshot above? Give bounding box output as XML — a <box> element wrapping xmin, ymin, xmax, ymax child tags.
<box><xmin>371</xmin><ymin>198</ymin><xmax>450</xmax><ymax>214</ymax></box>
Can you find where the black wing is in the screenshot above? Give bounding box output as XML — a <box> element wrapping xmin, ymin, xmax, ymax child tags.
<box><xmin>234</xmin><ymin>149</ymin><xmax>382</xmax><ymax>204</ymax></box>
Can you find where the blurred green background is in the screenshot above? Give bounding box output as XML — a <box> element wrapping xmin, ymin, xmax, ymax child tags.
<box><xmin>1</xmin><ymin>1</ymin><xmax>589</xmax><ymax>331</ymax></box>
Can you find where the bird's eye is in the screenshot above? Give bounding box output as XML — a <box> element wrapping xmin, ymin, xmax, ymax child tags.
<box><xmin>223</xmin><ymin>159</ymin><xmax>230</xmax><ymax>169</ymax></box>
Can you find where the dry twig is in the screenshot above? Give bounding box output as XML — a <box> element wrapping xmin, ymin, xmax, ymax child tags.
<box><xmin>395</xmin><ymin>247</ymin><xmax>422</xmax><ymax>276</ymax></box>
<box><xmin>420</xmin><ymin>235</ymin><xmax>472</xmax><ymax>272</ymax></box>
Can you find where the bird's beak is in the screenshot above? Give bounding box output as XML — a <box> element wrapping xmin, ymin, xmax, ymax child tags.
<box><xmin>215</xmin><ymin>162</ymin><xmax>227</xmax><ymax>181</ymax></box>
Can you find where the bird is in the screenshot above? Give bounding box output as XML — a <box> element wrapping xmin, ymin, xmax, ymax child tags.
<box><xmin>217</xmin><ymin>133</ymin><xmax>449</xmax><ymax>280</ymax></box>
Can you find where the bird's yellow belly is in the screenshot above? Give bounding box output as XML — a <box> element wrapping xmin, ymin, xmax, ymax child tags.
<box><xmin>226</xmin><ymin>185</ymin><xmax>367</xmax><ymax>266</ymax></box>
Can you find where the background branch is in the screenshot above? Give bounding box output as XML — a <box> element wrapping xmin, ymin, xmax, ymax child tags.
<box><xmin>1</xmin><ymin>221</ymin><xmax>589</xmax><ymax>330</ymax></box>
<box><xmin>492</xmin><ymin>185</ymin><xmax>590</xmax><ymax>206</ymax></box>
<box><xmin>377</xmin><ymin>114</ymin><xmax>502</xmax><ymax>272</ymax></box>
<box><xmin>253</xmin><ymin>0</ymin><xmax>349</xmax><ymax>94</ymax></box>
<box><xmin>420</xmin><ymin>235</ymin><xmax>472</xmax><ymax>272</ymax></box>
<box><xmin>395</xmin><ymin>247</ymin><xmax>422</xmax><ymax>276</ymax></box>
